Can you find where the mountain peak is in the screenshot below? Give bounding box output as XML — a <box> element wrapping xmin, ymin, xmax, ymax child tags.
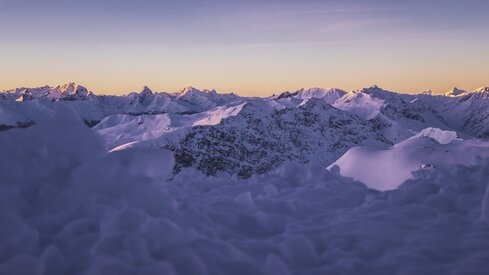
<box><xmin>421</xmin><ymin>90</ymin><xmax>435</xmax><ymax>95</ymax></box>
<box><xmin>48</xmin><ymin>82</ymin><xmax>89</xmax><ymax>100</ymax></box>
<box><xmin>274</xmin><ymin>87</ymin><xmax>346</xmax><ymax>101</ymax></box>
<box><xmin>276</xmin><ymin>91</ymin><xmax>299</xmax><ymax>99</ymax></box>
<box><xmin>181</xmin><ymin>86</ymin><xmax>199</xmax><ymax>92</ymax></box>
<box><xmin>474</xmin><ymin>87</ymin><xmax>489</xmax><ymax>93</ymax></box>
<box><xmin>177</xmin><ymin>86</ymin><xmax>202</xmax><ymax>96</ymax></box>
<box><xmin>360</xmin><ymin>85</ymin><xmax>386</xmax><ymax>94</ymax></box>
<box><xmin>59</xmin><ymin>82</ymin><xmax>86</xmax><ymax>91</ymax></box>
<box><xmin>444</xmin><ymin>87</ymin><xmax>467</xmax><ymax>97</ymax></box>
<box><xmin>141</xmin><ymin>86</ymin><xmax>154</xmax><ymax>95</ymax></box>
<box><xmin>177</xmin><ymin>86</ymin><xmax>221</xmax><ymax>99</ymax></box>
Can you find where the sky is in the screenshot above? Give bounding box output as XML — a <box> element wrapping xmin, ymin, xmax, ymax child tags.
<box><xmin>0</xmin><ymin>0</ymin><xmax>488</xmax><ymax>96</ymax></box>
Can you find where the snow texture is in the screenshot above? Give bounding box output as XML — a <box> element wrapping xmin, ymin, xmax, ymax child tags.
<box><xmin>2</xmin><ymin>105</ymin><xmax>489</xmax><ymax>275</ymax></box>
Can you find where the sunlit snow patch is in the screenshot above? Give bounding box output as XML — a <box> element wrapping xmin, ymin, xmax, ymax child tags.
<box><xmin>97</xmin><ymin>103</ymin><xmax>246</xmax><ymax>150</ymax></box>
<box><xmin>410</xmin><ymin>127</ymin><xmax>459</xmax><ymax>144</ymax></box>
<box><xmin>329</xmin><ymin>128</ymin><xmax>489</xmax><ymax>191</ymax></box>
<box><xmin>192</xmin><ymin>102</ymin><xmax>246</xmax><ymax>126</ymax></box>
<box><xmin>333</xmin><ymin>91</ymin><xmax>385</xmax><ymax>120</ymax></box>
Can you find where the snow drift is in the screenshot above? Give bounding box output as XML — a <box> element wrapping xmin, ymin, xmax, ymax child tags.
<box><xmin>329</xmin><ymin>128</ymin><xmax>489</xmax><ymax>191</ymax></box>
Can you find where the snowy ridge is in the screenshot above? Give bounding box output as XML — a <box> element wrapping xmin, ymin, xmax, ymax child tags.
<box><xmin>269</xmin><ymin>88</ymin><xmax>347</xmax><ymax>109</ymax></box>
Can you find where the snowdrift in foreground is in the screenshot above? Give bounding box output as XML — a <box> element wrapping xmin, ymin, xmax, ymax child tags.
<box><xmin>329</xmin><ymin>128</ymin><xmax>489</xmax><ymax>191</ymax></box>
<box><xmin>2</xmin><ymin>110</ymin><xmax>489</xmax><ymax>275</ymax></box>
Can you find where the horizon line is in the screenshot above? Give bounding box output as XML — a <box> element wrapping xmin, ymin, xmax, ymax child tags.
<box><xmin>2</xmin><ymin>82</ymin><xmax>489</xmax><ymax>98</ymax></box>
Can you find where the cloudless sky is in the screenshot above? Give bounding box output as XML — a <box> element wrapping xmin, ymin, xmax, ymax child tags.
<box><xmin>0</xmin><ymin>0</ymin><xmax>488</xmax><ymax>96</ymax></box>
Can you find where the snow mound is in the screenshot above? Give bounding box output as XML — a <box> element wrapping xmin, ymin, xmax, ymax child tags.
<box><xmin>411</xmin><ymin>127</ymin><xmax>459</xmax><ymax>144</ymax></box>
<box><xmin>329</xmin><ymin>131</ymin><xmax>489</xmax><ymax>191</ymax></box>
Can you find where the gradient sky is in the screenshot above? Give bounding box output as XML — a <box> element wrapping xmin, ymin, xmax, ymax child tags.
<box><xmin>1</xmin><ymin>0</ymin><xmax>488</xmax><ymax>96</ymax></box>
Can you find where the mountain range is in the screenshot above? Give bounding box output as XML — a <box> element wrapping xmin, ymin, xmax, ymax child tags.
<box><xmin>2</xmin><ymin>83</ymin><xmax>489</xmax><ymax>178</ymax></box>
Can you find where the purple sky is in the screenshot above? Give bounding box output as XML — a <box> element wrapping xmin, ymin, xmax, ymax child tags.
<box><xmin>1</xmin><ymin>0</ymin><xmax>488</xmax><ymax>95</ymax></box>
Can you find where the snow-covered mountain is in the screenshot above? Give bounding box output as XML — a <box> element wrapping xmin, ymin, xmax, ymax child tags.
<box><xmin>358</xmin><ymin>86</ymin><xmax>451</xmax><ymax>142</ymax></box>
<box><xmin>433</xmin><ymin>87</ymin><xmax>489</xmax><ymax>138</ymax></box>
<box><xmin>3</xmin><ymin>82</ymin><xmax>91</xmax><ymax>101</ymax></box>
<box><xmin>2</xmin><ymin>83</ymin><xmax>489</xmax><ymax>178</ymax></box>
<box><xmin>167</xmin><ymin>98</ymin><xmax>391</xmax><ymax>178</ymax></box>
<box><xmin>444</xmin><ymin>87</ymin><xmax>467</xmax><ymax>97</ymax></box>
<box><xmin>268</xmin><ymin>88</ymin><xmax>347</xmax><ymax>110</ymax></box>
<box><xmin>175</xmin><ymin>86</ymin><xmax>242</xmax><ymax>112</ymax></box>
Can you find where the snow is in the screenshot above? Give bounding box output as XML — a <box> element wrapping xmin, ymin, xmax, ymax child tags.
<box><xmin>42</xmin><ymin>82</ymin><xmax>90</xmax><ymax>100</ymax></box>
<box><xmin>175</xmin><ymin>86</ymin><xmax>241</xmax><ymax>112</ymax></box>
<box><xmin>474</xmin><ymin>86</ymin><xmax>489</xmax><ymax>93</ymax></box>
<box><xmin>192</xmin><ymin>102</ymin><xmax>246</xmax><ymax>126</ymax></box>
<box><xmin>267</xmin><ymin>88</ymin><xmax>346</xmax><ymax>109</ymax></box>
<box><xmin>333</xmin><ymin>91</ymin><xmax>385</xmax><ymax>120</ymax></box>
<box><xmin>431</xmin><ymin>87</ymin><xmax>489</xmax><ymax>138</ymax></box>
<box><xmin>94</xmin><ymin>102</ymin><xmax>246</xmax><ymax>150</ymax></box>
<box><xmin>411</xmin><ymin>127</ymin><xmax>459</xmax><ymax>144</ymax></box>
<box><xmin>166</xmin><ymin>98</ymin><xmax>392</xmax><ymax>177</ymax></box>
<box><xmin>94</xmin><ymin>114</ymin><xmax>175</xmax><ymax>148</ymax></box>
<box><xmin>329</xmin><ymin>128</ymin><xmax>489</xmax><ymax>191</ymax></box>
<box><xmin>2</xmin><ymin>107</ymin><xmax>489</xmax><ymax>275</ymax></box>
<box><xmin>444</xmin><ymin>87</ymin><xmax>467</xmax><ymax>97</ymax></box>
<box><xmin>294</xmin><ymin>88</ymin><xmax>347</xmax><ymax>105</ymax></box>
